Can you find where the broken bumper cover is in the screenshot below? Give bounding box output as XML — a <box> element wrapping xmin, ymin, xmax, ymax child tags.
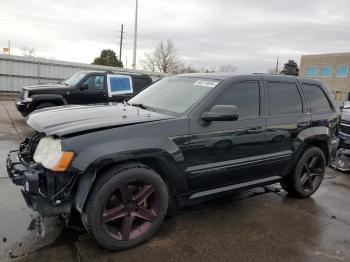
<box><xmin>331</xmin><ymin>148</ymin><xmax>350</xmax><ymax>172</ymax></box>
<box><xmin>7</xmin><ymin>150</ymin><xmax>72</xmax><ymax>216</ymax></box>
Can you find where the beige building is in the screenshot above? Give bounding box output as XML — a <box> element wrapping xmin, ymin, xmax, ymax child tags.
<box><xmin>300</xmin><ymin>52</ymin><xmax>350</xmax><ymax>101</ymax></box>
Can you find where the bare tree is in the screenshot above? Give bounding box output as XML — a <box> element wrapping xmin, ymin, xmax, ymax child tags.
<box><xmin>143</xmin><ymin>53</ymin><xmax>157</xmax><ymax>72</ymax></box>
<box><xmin>217</xmin><ymin>64</ymin><xmax>238</xmax><ymax>73</ymax></box>
<box><xmin>142</xmin><ymin>40</ymin><xmax>182</xmax><ymax>73</ymax></box>
<box><xmin>198</xmin><ymin>66</ymin><xmax>216</xmax><ymax>73</ymax></box>
<box><xmin>177</xmin><ymin>64</ymin><xmax>198</xmax><ymax>74</ymax></box>
<box><xmin>20</xmin><ymin>47</ymin><xmax>36</xmax><ymax>57</ymax></box>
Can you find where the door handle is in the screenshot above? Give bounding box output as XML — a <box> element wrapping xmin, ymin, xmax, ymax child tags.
<box><xmin>247</xmin><ymin>127</ymin><xmax>265</xmax><ymax>134</ymax></box>
<box><xmin>298</xmin><ymin>122</ymin><xmax>310</xmax><ymax>128</ymax></box>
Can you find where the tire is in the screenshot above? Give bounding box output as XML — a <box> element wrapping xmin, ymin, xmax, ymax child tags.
<box><xmin>281</xmin><ymin>146</ymin><xmax>326</xmax><ymax>198</ymax></box>
<box><xmin>213</xmin><ymin>140</ymin><xmax>232</xmax><ymax>149</ymax></box>
<box><xmin>86</xmin><ymin>162</ymin><xmax>168</xmax><ymax>251</ymax></box>
<box><xmin>34</xmin><ymin>102</ymin><xmax>56</xmax><ymax>111</ymax></box>
<box><xmin>271</xmin><ymin>135</ymin><xmax>284</xmax><ymax>144</ymax></box>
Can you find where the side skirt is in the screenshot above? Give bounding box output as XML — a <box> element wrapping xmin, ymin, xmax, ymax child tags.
<box><xmin>189</xmin><ymin>176</ymin><xmax>282</xmax><ymax>200</ymax></box>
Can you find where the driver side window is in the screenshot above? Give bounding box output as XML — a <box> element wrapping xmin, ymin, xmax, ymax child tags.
<box><xmin>83</xmin><ymin>75</ymin><xmax>105</xmax><ymax>90</ymax></box>
<box><xmin>211</xmin><ymin>81</ymin><xmax>260</xmax><ymax>120</ymax></box>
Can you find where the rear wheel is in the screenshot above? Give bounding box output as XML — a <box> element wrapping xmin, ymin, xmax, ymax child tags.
<box><xmin>86</xmin><ymin>163</ymin><xmax>168</xmax><ymax>251</ymax></box>
<box><xmin>281</xmin><ymin>147</ymin><xmax>326</xmax><ymax>198</ymax></box>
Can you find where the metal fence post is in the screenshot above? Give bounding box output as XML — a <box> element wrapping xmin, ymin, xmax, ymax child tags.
<box><xmin>9</xmin><ymin>56</ymin><xmax>13</xmax><ymax>95</ymax></box>
<box><xmin>38</xmin><ymin>60</ymin><xmax>41</xmax><ymax>84</ymax></box>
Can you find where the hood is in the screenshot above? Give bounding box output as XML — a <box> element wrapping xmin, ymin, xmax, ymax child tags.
<box><xmin>26</xmin><ymin>104</ymin><xmax>175</xmax><ymax>137</ymax></box>
<box><xmin>24</xmin><ymin>84</ymin><xmax>69</xmax><ymax>91</ymax></box>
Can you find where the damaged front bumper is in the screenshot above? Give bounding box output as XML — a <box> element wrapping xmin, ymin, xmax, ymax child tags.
<box><xmin>331</xmin><ymin>148</ymin><xmax>350</xmax><ymax>172</ymax></box>
<box><xmin>7</xmin><ymin>146</ymin><xmax>74</xmax><ymax>217</ymax></box>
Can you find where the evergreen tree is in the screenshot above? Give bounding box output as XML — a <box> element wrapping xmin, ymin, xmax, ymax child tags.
<box><xmin>281</xmin><ymin>60</ymin><xmax>299</xmax><ymax>76</ymax></box>
<box><xmin>92</xmin><ymin>49</ymin><xmax>123</xmax><ymax>67</ymax></box>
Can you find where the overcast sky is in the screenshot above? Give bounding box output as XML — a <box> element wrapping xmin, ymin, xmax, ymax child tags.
<box><xmin>0</xmin><ymin>0</ymin><xmax>350</xmax><ymax>73</ymax></box>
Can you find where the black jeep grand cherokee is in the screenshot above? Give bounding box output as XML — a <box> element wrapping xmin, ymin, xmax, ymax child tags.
<box><xmin>7</xmin><ymin>74</ymin><xmax>340</xmax><ymax>250</ymax></box>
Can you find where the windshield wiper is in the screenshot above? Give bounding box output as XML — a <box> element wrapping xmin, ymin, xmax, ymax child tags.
<box><xmin>130</xmin><ymin>103</ymin><xmax>155</xmax><ymax>111</ymax></box>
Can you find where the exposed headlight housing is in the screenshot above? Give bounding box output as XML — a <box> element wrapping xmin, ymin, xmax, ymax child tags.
<box><xmin>23</xmin><ymin>90</ymin><xmax>32</xmax><ymax>102</ymax></box>
<box><xmin>33</xmin><ymin>136</ymin><xmax>74</xmax><ymax>171</ymax></box>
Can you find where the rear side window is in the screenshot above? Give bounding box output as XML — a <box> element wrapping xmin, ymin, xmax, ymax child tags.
<box><xmin>268</xmin><ymin>82</ymin><xmax>303</xmax><ymax>116</ymax></box>
<box><xmin>302</xmin><ymin>84</ymin><xmax>333</xmax><ymax>113</ymax></box>
<box><xmin>212</xmin><ymin>81</ymin><xmax>260</xmax><ymax>120</ymax></box>
<box><xmin>107</xmin><ymin>74</ymin><xmax>133</xmax><ymax>96</ymax></box>
<box><xmin>132</xmin><ymin>77</ymin><xmax>152</xmax><ymax>93</ymax></box>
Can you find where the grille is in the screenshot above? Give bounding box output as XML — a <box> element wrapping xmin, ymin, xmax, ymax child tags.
<box><xmin>340</xmin><ymin>123</ymin><xmax>350</xmax><ymax>135</ymax></box>
<box><xmin>341</xmin><ymin>119</ymin><xmax>350</xmax><ymax>126</ymax></box>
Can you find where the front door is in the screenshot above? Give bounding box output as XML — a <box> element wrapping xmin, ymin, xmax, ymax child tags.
<box><xmin>182</xmin><ymin>81</ymin><xmax>268</xmax><ymax>191</ymax></box>
<box><xmin>69</xmin><ymin>74</ymin><xmax>107</xmax><ymax>104</ymax></box>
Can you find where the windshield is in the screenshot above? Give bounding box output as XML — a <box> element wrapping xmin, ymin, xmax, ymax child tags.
<box><xmin>63</xmin><ymin>72</ymin><xmax>88</xmax><ymax>86</ymax></box>
<box><xmin>128</xmin><ymin>76</ymin><xmax>220</xmax><ymax>114</ymax></box>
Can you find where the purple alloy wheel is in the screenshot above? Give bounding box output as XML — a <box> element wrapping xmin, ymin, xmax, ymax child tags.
<box><xmin>101</xmin><ymin>181</ymin><xmax>160</xmax><ymax>241</ymax></box>
<box><xmin>300</xmin><ymin>155</ymin><xmax>324</xmax><ymax>192</ymax></box>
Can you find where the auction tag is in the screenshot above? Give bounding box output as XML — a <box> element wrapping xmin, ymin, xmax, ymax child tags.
<box><xmin>193</xmin><ymin>80</ymin><xmax>219</xmax><ymax>88</ymax></box>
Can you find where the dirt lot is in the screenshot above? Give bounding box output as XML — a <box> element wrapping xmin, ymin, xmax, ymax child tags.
<box><xmin>0</xmin><ymin>99</ymin><xmax>350</xmax><ymax>262</ymax></box>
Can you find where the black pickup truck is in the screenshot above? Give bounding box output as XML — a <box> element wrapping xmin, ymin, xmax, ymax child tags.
<box><xmin>16</xmin><ymin>71</ymin><xmax>154</xmax><ymax>116</ymax></box>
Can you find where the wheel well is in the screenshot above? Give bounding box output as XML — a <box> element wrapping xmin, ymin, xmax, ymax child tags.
<box><xmin>34</xmin><ymin>100</ymin><xmax>58</xmax><ymax>108</ymax></box>
<box><xmin>308</xmin><ymin>140</ymin><xmax>329</xmax><ymax>164</ymax></box>
<box><xmin>95</xmin><ymin>158</ymin><xmax>174</xmax><ymax>194</ymax></box>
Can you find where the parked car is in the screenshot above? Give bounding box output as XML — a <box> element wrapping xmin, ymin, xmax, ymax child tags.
<box><xmin>16</xmin><ymin>71</ymin><xmax>153</xmax><ymax>116</ymax></box>
<box><xmin>337</xmin><ymin>102</ymin><xmax>350</xmax><ymax>149</ymax></box>
<box><xmin>331</xmin><ymin>101</ymin><xmax>350</xmax><ymax>171</ymax></box>
<box><xmin>7</xmin><ymin>74</ymin><xmax>340</xmax><ymax>251</ymax></box>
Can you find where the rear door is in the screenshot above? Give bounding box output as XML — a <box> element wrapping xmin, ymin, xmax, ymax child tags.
<box><xmin>301</xmin><ymin>82</ymin><xmax>338</xmax><ymax>146</ymax></box>
<box><xmin>132</xmin><ymin>76</ymin><xmax>152</xmax><ymax>94</ymax></box>
<box><xmin>106</xmin><ymin>74</ymin><xmax>134</xmax><ymax>102</ymax></box>
<box><xmin>263</xmin><ymin>78</ymin><xmax>310</xmax><ymax>176</ymax></box>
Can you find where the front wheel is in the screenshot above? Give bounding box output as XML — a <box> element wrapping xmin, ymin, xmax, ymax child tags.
<box><xmin>281</xmin><ymin>147</ymin><xmax>326</xmax><ymax>198</ymax></box>
<box><xmin>86</xmin><ymin>163</ymin><xmax>168</xmax><ymax>251</ymax></box>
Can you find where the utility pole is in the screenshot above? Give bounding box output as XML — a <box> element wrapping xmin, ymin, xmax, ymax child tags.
<box><xmin>119</xmin><ymin>24</ymin><xmax>124</xmax><ymax>64</ymax></box>
<box><xmin>275</xmin><ymin>56</ymin><xmax>279</xmax><ymax>74</ymax></box>
<box><xmin>132</xmin><ymin>0</ymin><xmax>138</xmax><ymax>69</ymax></box>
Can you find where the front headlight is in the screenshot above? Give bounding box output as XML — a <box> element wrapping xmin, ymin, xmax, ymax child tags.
<box><xmin>33</xmin><ymin>136</ymin><xmax>74</xmax><ymax>171</ymax></box>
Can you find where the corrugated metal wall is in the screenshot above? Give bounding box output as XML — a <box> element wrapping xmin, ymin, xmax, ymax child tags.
<box><xmin>0</xmin><ymin>54</ymin><xmax>165</xmax><ymax>92</ymax></box>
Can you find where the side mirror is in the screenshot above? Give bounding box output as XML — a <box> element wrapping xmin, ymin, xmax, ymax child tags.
<box><xmin>79</xmin><ymin>83</ymin><xmax>88</xmax><ymax>91</ymax></box>
<box><xmin>201</xmin><ymin>105</ymin><xmax>239</xmax><ymax>122</ymax></box>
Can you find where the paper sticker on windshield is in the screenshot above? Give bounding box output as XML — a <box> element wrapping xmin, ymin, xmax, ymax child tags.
<box><xmin>193</xmin><ymin>80</ymin><xmax>219</xmax><ymax>88</ymax></box>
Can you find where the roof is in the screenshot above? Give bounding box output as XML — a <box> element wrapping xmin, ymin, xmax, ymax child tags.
<box><xmin>174</xmin><ymin>73</ymin><xmax>318</xmax><ymax>83</ymax></box>
<box><xmin>79</xmin><ymin>70</ymin><xmax>151</xmax><ymax>77</ymax></box>
<box><xmin>177</xmin><ymin>73</ymin><xmax>238</xmax><ymax>80</ymax></box>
